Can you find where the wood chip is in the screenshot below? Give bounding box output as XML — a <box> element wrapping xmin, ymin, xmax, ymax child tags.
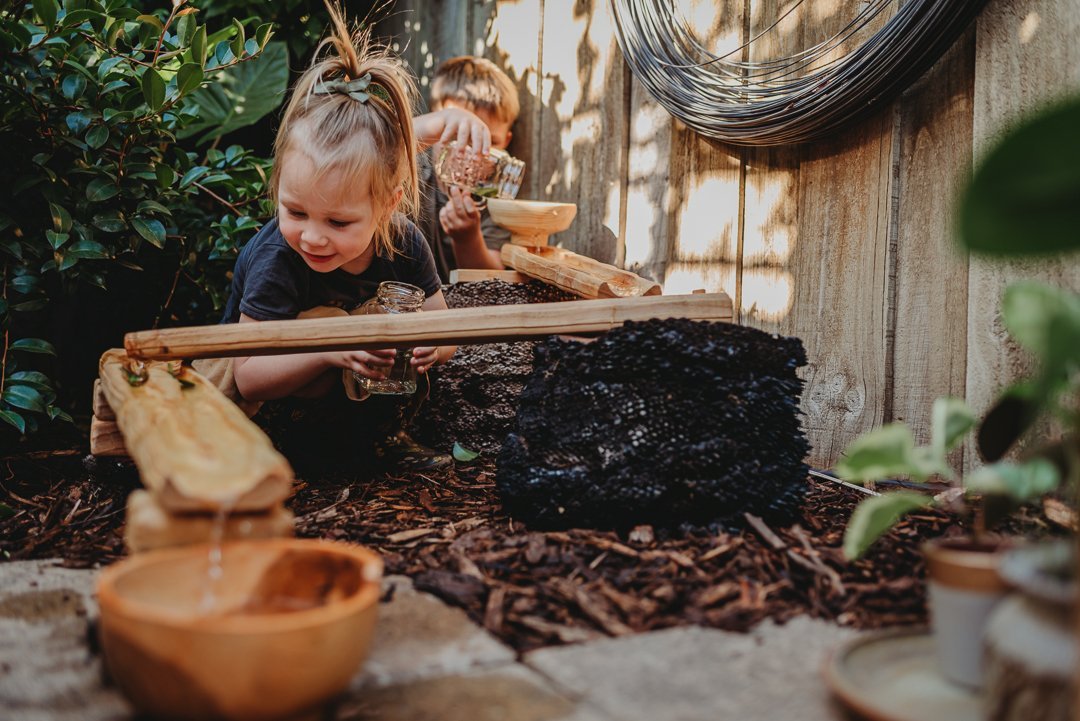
<box><xmin>744</xmin><ymin>513</ymin><xmax>787</xmax><ymax>550</ymax></box>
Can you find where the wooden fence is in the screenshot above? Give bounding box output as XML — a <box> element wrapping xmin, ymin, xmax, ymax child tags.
<box><xmin>376</xmin><ymin>0</ymin><xmax>1080</xmax><ymax>469</ymax></box>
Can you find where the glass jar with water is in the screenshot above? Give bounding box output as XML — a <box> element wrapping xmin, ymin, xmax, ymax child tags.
<box><xmin>434</xmin><ymin>141</ymin><xmax>525</xmax><ymax>202</ymax></box>
<box><xmin>353</xmin><ymin>281</ymin><xmax>424</xmax><ymax>395</ymax></box>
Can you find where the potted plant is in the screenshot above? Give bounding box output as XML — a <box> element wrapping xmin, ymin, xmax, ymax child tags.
<box><xmin>834</xmin><ymin>96</ymin><xmax>1080</xmax><ymax>690</ymax></box>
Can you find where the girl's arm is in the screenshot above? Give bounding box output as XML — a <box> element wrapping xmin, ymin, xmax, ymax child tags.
<box><xmin>232</xmin><ymin>314</ymin><xmax>396</xmax><ymax>401</ymax></box>
<box><xmin>411</xmin><ymin>289</ymin><xmax>457</xmax><ymax>372</ymax></box>
<box><xmin>414</xmin><ymin>107</ymin><xmax>491</xmax><ymax>154</ymax></box>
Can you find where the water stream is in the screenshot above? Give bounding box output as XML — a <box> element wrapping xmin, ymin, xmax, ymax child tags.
<box><xmin>198</xmin><ymin>496</ymin><xmax>239</xmax><ymax>614</ymax></box>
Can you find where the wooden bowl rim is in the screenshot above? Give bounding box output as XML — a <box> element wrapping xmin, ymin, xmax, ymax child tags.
<box><xmin>486</xmin><ymin>198</ymin><xmax>577</xmax><ymax>213</ymax></box>
<box><xmin>96</xmin><ymin>538</ymin><xmax>382</xmax><ymax>634</ymax></box>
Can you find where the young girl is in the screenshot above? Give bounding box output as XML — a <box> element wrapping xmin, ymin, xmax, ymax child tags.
<box><xmin>208</xmin><ymin>3</ymin><xmax>489</xmax><ymax>471</ymax></box>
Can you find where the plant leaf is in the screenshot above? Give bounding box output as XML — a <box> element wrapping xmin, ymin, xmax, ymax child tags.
<box><xmin>85</xmin><ymin>124</ymin><xmax>109</xmax><ymax>149</ymax></box>
<box><xmin>843</xmin><ymin>492</ymin><xmax>930</xmax><ymax>560</ymax></box>
<box><xmin>930</xmin><ymin>397</ymin><xmax>975</xmax><ymax>459</ymax></box>
<box><xmin>176</xmin><ymin>62</ymin><xmax>204</xmax><ymax>96</ymax></box>
<box><xmin>130</xmin><ymin>217</ymin><xmax>166</xmax><ymax>248</ymax></box>
<box><xmin>965</xmin><ymin>459</ymin><xmax>1060</xmax><ymax>502</ymax></box>
<box><xmin>835</xmin><ymin>424</ymin><xmax>925</xmax><ymax>483</ymax></box>
<box><xmin>33</xmin><ymin>0</ymin><xmax>58</xmax><ymax>28</ymax></box>
<box><xmin>86</xmin><ymin>177</ymin><xmax>119</xmax><ymax>202</ymax></box>
<box><xmin>0</xmin><ymin>410</ymin><xmax>26</xmax><ymax>434</ymax></box>
<box><xmin>977</xmin><ymin>385</ymin><xmax>1040</xmax><ymax>462</ymax></box>
<box><xmin>141</xmin><ymin>67</ymin><xmax>165</xmax><ymax>111</ymax></box>
<box><xmin>10</xmin><ymin>338</ymin><xmax>56</xmax><ymax>355</ymax></box>
<box><xmin>958</xmin><ymin>97</ymin><xmax>1080</xmax><ymax>257</ymax></box>
<box><xmin>48</xmin><ymin>202</ymin><xmax>72</xmax><ymax>232</ymax></box>
<box><xmin>2</xmin><ymin>386</ymin><xmax>47</xmax><ymax>413</ymax></box>
<box><xmin>452</xmin><ymin>442</ymin><xmax>479</xmax><ymax>462</ymax></box>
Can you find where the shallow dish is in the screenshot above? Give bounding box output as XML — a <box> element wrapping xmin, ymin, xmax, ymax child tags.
<box><xmin>823</xmin><ymin>628</ymin><xmax>983</xmax><ymax>721</ymax></box>
<box><xmin>96</xmin><ymin>538</ymin><xmax>382</xmax><ymax>721</ymax></box>
<box><xmin>486</xmin><ymin>198</ymin><xmax>577</xmax><ymax>246</ymax></box>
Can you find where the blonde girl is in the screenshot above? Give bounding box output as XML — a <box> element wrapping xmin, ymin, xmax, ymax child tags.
<box><xmin>212</xmin><ymin>2</ymin><xmax>490</xmax><ymax>470</ymax></box>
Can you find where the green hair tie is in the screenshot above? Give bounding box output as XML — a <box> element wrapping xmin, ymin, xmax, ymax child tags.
<box><xmin>314</xmin><ymin>72</ymin><xmax>392</xmax><ymax>105</ymax></box>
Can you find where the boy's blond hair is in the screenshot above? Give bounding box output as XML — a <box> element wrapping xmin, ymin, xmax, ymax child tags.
<box><xmin>430</xmin><ymin>57</ymin><xmax>519</xmax><ymax>125</ymax></box>
<box><xmin>271</xmin><ymin>1</ymin><xmax>418</xmax><ymax>260</ymax></box>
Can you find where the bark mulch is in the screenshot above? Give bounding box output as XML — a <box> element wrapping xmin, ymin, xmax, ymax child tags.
<box><xmin>3</xmin><ymin>442</ymin><xmax>1053</xmax><ymax>653</ymax></box>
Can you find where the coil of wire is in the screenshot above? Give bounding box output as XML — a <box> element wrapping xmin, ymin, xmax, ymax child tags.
<box><xmin>610</xmin><ymin>0</ymin><xmax>987</xmax><ymax>146</ymax></box>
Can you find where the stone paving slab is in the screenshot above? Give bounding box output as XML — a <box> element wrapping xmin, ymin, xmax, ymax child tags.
<box><xmin>355</xmin><ymin>575</ymin><xmax>516</xmax><ymax>688</ymax></box>
<box><xmin>0</xmin><ymin>560</ymin><xmax>127</xmax><ymax>721</ymax></box>
<box><xmin>524</xmin><ymin>616</ymin><xmax>863</xmax><ymax>721</ymax></box>
<box><xmin>0</xmin><ymin>560</ymin><xmax>862</xmax><ymax>721</ymax></box>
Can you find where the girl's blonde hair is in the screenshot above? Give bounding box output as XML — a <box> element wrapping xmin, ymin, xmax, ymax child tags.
<box><xmin>271</xmin><ymin>1</ymin><xmax>418</xmax><ymax>260</ymax></box>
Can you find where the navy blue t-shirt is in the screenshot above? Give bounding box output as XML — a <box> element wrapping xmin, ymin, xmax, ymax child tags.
<box><xmin>220</xmin><ymin>216</ymin><xmax>442</xmax><ymax>323</ymax></box>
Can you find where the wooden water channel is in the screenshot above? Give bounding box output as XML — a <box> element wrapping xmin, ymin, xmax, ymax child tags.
<box><xmin>377</xmin><ymin>0</ymin><xmax>1080</xmax><ymax>469</ymax></box>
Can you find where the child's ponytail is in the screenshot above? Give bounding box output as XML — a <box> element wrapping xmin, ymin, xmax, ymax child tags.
<box><xmin>272</xmin><ymin>1</ymin><xmax>419</xmax><ymax>259</ymax></box>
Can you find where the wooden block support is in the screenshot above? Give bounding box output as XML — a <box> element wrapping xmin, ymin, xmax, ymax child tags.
<box><xmin>90</xmin><ymin>416</ymin><xmax>127</xmax><ymax>457</ymax></box>
<box><xmin>500</xmin><ymin>244</ymin><xmax>662</xmax><ymax>299</ymax></box>
<box><xmin>448</xmin><ymin>269</ymin><xmax>530</xmax><ymax>284</ymax></box>
<box><xmin>98</xmin><ymin>349</ymin><xmax>294</xmax><ymax>513</ymax></box>
<box><xmin>93</xmin><ymin>380</ymin><xmax>115</xmax><ymax>421</ymax></box>
<box><xmin>124</xmin><ymin>293</ymin><xmax>731</xmax><ymax>361</ymax></box>
<box><xmin>124</xmin><ymin>490</ymin><xmax>294</xmax><ymax>554</ymax></box>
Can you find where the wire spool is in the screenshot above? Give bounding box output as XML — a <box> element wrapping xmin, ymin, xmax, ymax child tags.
<box><xmin>611</xmin><ymin>0</ymin><xmax>988</xmax><ymax>146</ymax></box>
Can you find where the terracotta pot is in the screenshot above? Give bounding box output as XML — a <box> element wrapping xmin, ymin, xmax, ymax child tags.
<box><xmin>984</xmin><ymin>540</ymin><xmax>1077</xmax><ymax>721</ymax></box>
<box><xmin>924</xmin><ymin>537</ymin><xmax>1009</xmax><ymax>689</ymax></box>
<box><xmin>96</xmin><ymin>538</ymin><xmax>382</xmax><ymax>721</ymax></box>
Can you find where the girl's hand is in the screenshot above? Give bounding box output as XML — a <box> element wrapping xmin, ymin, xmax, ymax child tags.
<box><xmin>332</xmin><ymin>348</ymin><xmax>396</xmax><ymax>379</ymax></box>
<box><xmin>439</xmin><ymin>186</ymin><xmax>483</xmax><ymax>239</ymax></box>
<box><xmin>410</xmin><ymin>346</ymin><xmax>440</xmax><ymax>374</ymax></box>
<box><xmin>415</xmin><ymin>107</ymin><xmax>491</xmax><ymax>155</ymax></box>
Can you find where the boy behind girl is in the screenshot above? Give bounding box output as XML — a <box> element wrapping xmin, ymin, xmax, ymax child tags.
<box><xmin>421</xmin><ymin>57</ymin><xmax>520</xmax><ymax>280</ymax></box>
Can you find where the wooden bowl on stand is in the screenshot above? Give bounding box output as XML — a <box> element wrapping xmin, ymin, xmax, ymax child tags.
<box><xmin>486</xmin><ymin>198</ymin><xmax>578</xmax><ymax>246</ymax></box>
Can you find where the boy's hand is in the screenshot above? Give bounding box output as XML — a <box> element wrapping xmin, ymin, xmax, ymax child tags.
<box><xmin>331</xmin><ymin>348</ymin><xmax>396</xmax><ymax>379</ymax></box>
<box><xmin>430</xmin><ymin>107</ymin><xmax>491</xmax><ymax>155</ymax></box>
<box><xmin>410</xmin><ymin>346</ymin><xmax>440</xmax><ymax>374</ymax></box>
<box><xmin>439</xmin><ymin>186</ymin><xmax>483</xmax><ymax>239</ymax></box>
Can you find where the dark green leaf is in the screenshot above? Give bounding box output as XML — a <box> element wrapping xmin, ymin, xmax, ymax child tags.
<box><xmin>10</xmin><ymin>275</ymin><xmax>40</xmax><ymax>294</ymax></box>
<box><xmin>452</xmin><ymin>442</ymin><xmax>479</xmax><ymax>462</ymax></box>
<box><xmin>10</xmin><ymin>371</ymin><xmax>53</xmax><ymax>390</ymax></box>
<box><xmin>230</xmin><ymin>18</ymin><xmax>245</xmax><ymax>58</ymax></box>
<box><xmin>176</xmin><ymin>13</ymin><xmax>195</xmax><ymax>46</ymax></box>
<box><xmin>86</xmin><ymin>177</ymin><xmax>119</xmax><ymax>201</ymax></box>
<box><xmin>62</xmin><ymin>74</ymin><xmax>87</xmax><ymax>100</ymax></box>
<box><xmin>66</xmin><ymin>110</ymin><xmax>92</xmax><ymax>134</ymax></box>
<box><xmin>97</xmin><ymin>55</ymin><xmax>123</xmax><ymax>79</ymax></box>
<box><xmin>959</xmin><ymin>97</ymin><xmax>1080</xmax><ymax>257</ymax></box>
<box><xmin>12</xmin><ymin>299</ymin><xmax>48</xmax><ymax>312</ymax></box>
<box><xmin>67</xmin><ymin>240</ymin><xmax>110</xmax><ymax>259</ymax></box>
<box><xmin>155</xmin><ymin>164</ymin><xmax>175</xmax><ymax>188</ymax></box>
<box><xmin>92</xmin><ymin>212</ymin><xmax>126</xmax><ymax>232</ymax></box>
<box><xmin>843</xmin><ymin>492</ymin><xmax>930</xmax><ymax>560</ymax></box>
<box><xmin>60</xmin><ymin>8</ymin><xmax>101</xmax><ymax>28</ymax></box>
<box><xmin>11</xmin><ymin>338</ymin><xmax>56</xmax><ymax>355</ymax></box>
<box><xmin>45</xmin><ymin>230</ymin><xmax>68</xmax><ymax>249</ymax></box>
<box><xmin>136</xmin><ymin>13</ymin><xmax>162</xmax><ymax>31</ymax></box>
<box><xmin>179</xmin><ymin>165</ymin><xmax>209</xmax><ymax>187</ymax></box>
<box><xmin>49</xmin><ymin>202</ymin><xmax>72</xmax><ymax>232</ymax></box>
<box><xmin>176</xmin><ymin>62</ymin><xmax>203</xmax><ymax>96</ymax></box>
<box><xmin>136</xmin><ymin>200</ymin><xmax>171</xmax><ymax>215</ymax></box>
<box><xmin>141</xmin><ymin>67</ymin><xmax>165</xmax><ymax>111</ymax></box>
<box><xmin>33</xmin><ymin>0</ymin><xmax>59</xmax><ymax>28</ymax></box>
<box><xmin>191</xmin><ymin>24</ymin><xmax>207</xmax><ymax>65</ymax></box>
<box><xmin>2</xmin><ymin>386</ymin><xmax>47</xmax><ymax>413</ymax></box>
<box><xmin>130</xmin><ymin>217</ymin><xmax>165</xmax><ymax>248</ymax></box>
<box><xmin>0</xmin><ymin>411</ymin><xmax>26</xmax><ymax>435</ymax></box>
<box><xmin>977</xmin><ymin>386</ymin><xmax>1040</xmax><ymax>462</ymax></box>
<box><xmin>85</xmin><ymin>124</ymin><xmax>109</xmax><ymax>149</ymax></box>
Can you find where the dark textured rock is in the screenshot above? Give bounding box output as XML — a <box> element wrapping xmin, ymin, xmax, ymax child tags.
<box><xmin>496</xmin><ymin>318</ymin><xmax>810</xmax><ymax>530</ymax></box>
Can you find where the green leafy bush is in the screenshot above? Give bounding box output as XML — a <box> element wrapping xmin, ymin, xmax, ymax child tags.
<box><xmin>0</xmin><ymin>0</ymin><xmax>287</xmax><ymax>438</ymax></box>
<box><xmin>838</xmin><ymin>97</ymin><xmax>1080</xmax><ymax>559</ymax></box>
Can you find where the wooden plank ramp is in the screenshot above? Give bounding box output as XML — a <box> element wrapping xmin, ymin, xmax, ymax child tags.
<box><xmin>125</xmin><ymin>293</ymin><xmax>732</xmax><ymax>361</ymax></box>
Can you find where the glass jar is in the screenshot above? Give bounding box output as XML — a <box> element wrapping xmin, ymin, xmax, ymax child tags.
<box><xmin>354</xmin><ymin>281</ymin><xmax>424</xmax><ymax>395</ymax></box>
<box><xmin>434</xmin><ymin>141</ymin><xmax>525</xmax><ymax>202</ymax></box>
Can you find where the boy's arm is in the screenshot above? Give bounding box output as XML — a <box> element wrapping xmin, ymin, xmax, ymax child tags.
<box><xmin>414</xmin><ymin>107</ymin><xmax>491</xmax><ymax>153</ymax></box>
<box><xmin>439</xmin><ymin>186</ymin><xmax>504</xmax><ymax>270</ymax></box>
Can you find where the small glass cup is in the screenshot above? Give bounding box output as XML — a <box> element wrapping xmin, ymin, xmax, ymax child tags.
<box><xmin>434</xmin><ymin>141</ymin><xmax>525</xmax><ymax>206</ymax></box>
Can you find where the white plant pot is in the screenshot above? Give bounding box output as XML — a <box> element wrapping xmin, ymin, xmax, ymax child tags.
<box><xmin>983</xmin><ymin>541</ymin><xmax>1077</xmax><ymax>721</ymax></box>
<box><xmin>924</xmin><ymin>538</ymin><xmax>1009</xmax><ymax>689</ymax></box>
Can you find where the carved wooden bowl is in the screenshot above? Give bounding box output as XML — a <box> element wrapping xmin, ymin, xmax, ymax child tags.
<box><xmin>486</xmin><ymin>198</ymin><xmax>578</xmax><ymax>246</ymax></box>
<box><xmin>96</xmin><ymin>538</ymin><xmax>382</xmax><ymax>721</ymax></box>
